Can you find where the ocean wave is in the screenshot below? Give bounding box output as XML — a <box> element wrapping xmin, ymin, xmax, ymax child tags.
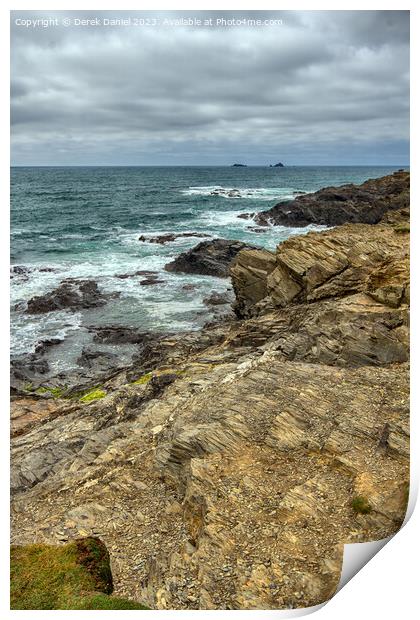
<box><xmin>181</xmin><ymin>186</ymin><xmax>308</xmax><ymax>200</ymax></box>
<box><xmin>197</xmin><ymin>210</ymin><xmax>252</xmax><ymax>228</ymax></box>
<box><xmin>10</xmin><ymin>309</ymin><xmax>82</xmax><ymax>357</ymax></box>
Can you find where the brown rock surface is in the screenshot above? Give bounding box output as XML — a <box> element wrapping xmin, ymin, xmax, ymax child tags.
<box><xmin>11</xmin><ymin>191</ymin><xmax>409</xmax><ymax>610</ymax></box>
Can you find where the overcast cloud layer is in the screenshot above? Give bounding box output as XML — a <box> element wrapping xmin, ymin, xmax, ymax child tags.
<box><xmin>11</xmin><ymin>10</ymin><xmax>409</xmax><ymax>166</ymax></box>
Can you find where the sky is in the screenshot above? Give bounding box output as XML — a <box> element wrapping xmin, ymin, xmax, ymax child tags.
<box><xmin>10</xmin><ymin>10</ymin><xmax>410</xmax><ymax>166</ymax></box>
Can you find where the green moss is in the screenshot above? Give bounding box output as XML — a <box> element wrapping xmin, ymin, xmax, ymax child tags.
<box><xmin>50</xmin><ymin>386</ymin><xmax>67</xmax><ymax>398</ymax></box>
<box><xmin>10</xmin><ymin>538</ymin><xmax>148</xmax><ymax>610</ymax></box>
<box><xmin>351</xmin><ymin>495</ymin><xmax>372</xmax><ymax>514</ymax></box>
<box><xmin>35</xmin><ymin>386</ymin><xmax>67</xmax><ymax>398</ymax></box>
<box><xmin>131</xmin><ymin>372</ymin><xmax>153</xmax><ymax>385</ymax></box>
<box><xmin>79</xmin><ymin>388</ymin><xmax>106</xmax><ymax>403</ymax></box>
<box><xmin>394</xmin><ymin>222</ymin><xmax>410</xmax><ymax>234</ymax></box>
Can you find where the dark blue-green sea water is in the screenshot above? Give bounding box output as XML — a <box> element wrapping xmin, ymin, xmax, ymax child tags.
<box><xmin>11</xmin><ymin>165</ymin><xmax>406</xmax><ymax>366</ymax></box>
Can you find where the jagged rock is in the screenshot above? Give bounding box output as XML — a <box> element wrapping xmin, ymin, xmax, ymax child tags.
<box><xmin>231</xmin><ymin>221</ymin><xmax>409</xmax><ymax>316</ymax></box>
<box><xmin>230</xmin><ymin>249</ymin><xmax>277</xmax><ymax>317</ymax></box>
<box><xmin>253</xmin><ymin>170</ymin><xmax>409</xmax><ymax>227</ymax></box>
<box><xmin>26</xmin><ymin>279</ymin><xmax>109</xmax><ymax>314</ymax></box>
<box><xmin>227</xmin><ymin>294</ymin><xmax>408</xmax><ymax>367</ymax></box>
<box><xmin>11</xmin><ymin>353</ymin><xmax>50</xmax><ymax>391</ymax></box>
<box><xmin>165</xmin><ymin>239</ymin><xmax>258</xmax><ymax>278</ymax></box>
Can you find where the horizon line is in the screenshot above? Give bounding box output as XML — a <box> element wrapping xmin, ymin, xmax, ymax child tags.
<box><xmin>10</xmin><ymin>164</ymin><xmax>410</xmax><ymax>168</ymax></box>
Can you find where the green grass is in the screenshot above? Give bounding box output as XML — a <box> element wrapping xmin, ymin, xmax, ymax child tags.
<box><xmin>74</xmin><ymin>593</ymin><xmax>149</xmax><ymax>609</ymax></box>
<box><xmin>351</xmin><ymin>495</ymin><xmax>372</xmax><ymax>515</ymax></box>
<box><xmin>394</xmin><ymin>222</ymin><xmax>410</xmax><ymax>234</ymax></box>
<box><xmin>10</xmin><ymin>538</ymin><xmax>148</xmax><ymax>610</ymax></box>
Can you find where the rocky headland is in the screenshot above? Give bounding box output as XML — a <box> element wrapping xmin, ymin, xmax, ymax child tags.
<box><xmin>248</xmin><ymin>169</ymin><xmax>409</xmax><ymax>227</ymax></box>
<box><xmin>10</xmin><ymin>172</ymin><xmax>410</xmax><ymax>609</ymax></box>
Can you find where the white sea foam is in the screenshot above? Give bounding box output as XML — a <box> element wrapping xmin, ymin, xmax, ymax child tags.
<box><xmin>197</xmin><ymin>210</ymin><xmax>250</xmax><ymax>228</ymax></box>
<box><xmin>11</xmin><ymin>309</ymin><xmax>82</xmax><ymax>356</ymax></box>
<box><xmin>181</xmin><ymin>186</ymin><xmax>308</xmax><ymax>200</ymax></box>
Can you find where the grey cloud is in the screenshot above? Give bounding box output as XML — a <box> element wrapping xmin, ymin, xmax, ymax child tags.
<box><xmin>10</xmin><ymin>10</ymin><xmax>409</xmax><ymax>165</ymax></box>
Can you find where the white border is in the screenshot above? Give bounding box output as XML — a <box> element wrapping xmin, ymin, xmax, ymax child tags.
<box><xmin>1</xmin><ymin>2</ymin><xmax>417</xmax><ymax>619</ymax></box>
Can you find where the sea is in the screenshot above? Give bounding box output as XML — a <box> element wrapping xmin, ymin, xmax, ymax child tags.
<box><xmin>10</xmin><ymin>165</ymin><xmax>406</xmax><ymax>371</ymax></box>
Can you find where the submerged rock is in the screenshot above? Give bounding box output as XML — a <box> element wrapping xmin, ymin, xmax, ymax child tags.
<box><xmin>139</xmin><ymin>278</ymin><xmax>165</xmax><ymax>286</ymax></box>
<box><xmin>10</xmin><ymin>265</ymin><xmax>58</xmax><ymax>283</ymax></box>
<box><xmin>138</xmin><ymin>232</ymin><xmax>211</xmax><ymax>244</ymax></box>
<box><xmin>88</xmin><ymin>326</ymin><xmax>154</xmax><ymax>345</ymax></box>
<box><xmin>203</xmin><ymin>290</ymin><xmax>233</xmax><ymax>306</ymax></box>
<box><xmin>26</xmin><ymin>279</ymin><xmax>109</xmax><ymax>314</ymax></box>
<box><xmin>114</xmin><ymin>270</ymin><xmax>158</xmax><ymax>279</ymax></box>
<box><xmin>77</xmin><ymin>345</ymin><xmax>119</xmax><ymax>370</ymax></box>
<box><xmin>34</xmin><ymin>338</ymin><xmax>63</xmax><ymax>355</ymax></box>
<box><xmin>253</xmin><ymin>170</ymin><xmax>410</xmax><ymax>227</ymax></box>
<box><xmin>10</xmin><ymin>265</ymin><xmax>32</xmax><ymax>282</ymax></box>
<box><xmin>247</xmin><ymin>226</ymin><xmax>269</xmax><ymax>233</ymax></box>
<box><xmin>164</xmin><ymin>239</ymin><xmax>258</xmax><ymax>278</ymax></box>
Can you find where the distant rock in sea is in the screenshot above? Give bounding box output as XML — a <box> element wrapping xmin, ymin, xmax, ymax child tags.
<box><xmin>269</xmin><ymin>162</ymin><xmax>285</xmax><ymax>167</ymax></box>
<box><xmin>231</xmin><ymin>163</ymin><xmax>247</xmax><ymax>167</ymax></box>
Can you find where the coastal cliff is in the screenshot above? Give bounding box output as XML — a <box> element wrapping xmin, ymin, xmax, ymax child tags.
<box><xmin>11</xmin><ymin>172</ymin><xmax>410</xmax><ymax>609</ymax></box>
<box><xmin>249</xmin><ymin>169</ymin><xmax>409</xmax><ymax>227</ymax></box>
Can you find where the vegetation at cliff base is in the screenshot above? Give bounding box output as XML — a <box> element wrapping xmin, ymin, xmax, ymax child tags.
<box><xmin>351</xmin><ymin>495</ymin><xmax>372</xmax><ymax>514</ymax></box>
<box><xmin>10</xmin><ymin>538</ymin><xmax>148</xmax><ymax>610</ymax></box>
